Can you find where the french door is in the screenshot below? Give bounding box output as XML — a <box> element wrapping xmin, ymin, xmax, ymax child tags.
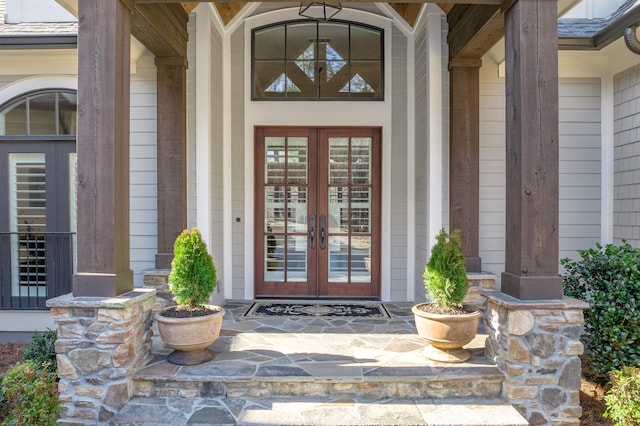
<box><xmin>254</xmin><ymin>126</ymin><xmax>381</xmax><ymax>298</ymax></box>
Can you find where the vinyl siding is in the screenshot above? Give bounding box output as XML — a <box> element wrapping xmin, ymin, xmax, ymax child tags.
<box><xmin>613</xmin><ymin>64</ymin><xmax>640</xmax><ymax>245</ymax></box>
<box><xmin>479</xmin><ymin>59</ymin><xmax>601</xmax><ymax>284</ymax></box>
<box><xmin>390</xmin><ymin>25</ymin><xmax>408</xmax><ymax>301</ymax></box>
<box><xmin>231</xmin><ymin>26</ymin><xmax>245</xmax><ymax>299</ymax></box>
<box><xmin>129</xmin><ymin>52</ymin><xmax>158</xmax><ymax>286</ymax></box>
<box><xmin>413</xmin><ymin>17</ymin><xmax>428</xmax><ymax>302</ymax></box>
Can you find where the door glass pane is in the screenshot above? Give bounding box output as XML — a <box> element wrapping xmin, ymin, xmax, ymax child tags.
<box><xmin>265</xmin><ymin>137</ymin><xmax>286</xmax><ymax>183</ymax></box>
<box><xmin>351</xmin><ymin>236</ymin><xmax>371</xmax><ymax>282</ymax></box>
<box><xmin>9</xmin><ymin>153</ymin><xmax>47</xmax><ymax>298</ymax></box>
<box><xmin>287</xmin><ymin>236</ymin><xmax>307</xmax><ymax>281</ymax></box>
<box><xmin>328</xmin><ymin>138</ymin><xmax>349</xmax><ymax>184</ymax></box>
<box><xmin>352</xmin><ymin>138</ymin><xmax>371</xmax><ymax>184</ymax></box>
<box><xmin>328</xmin><ymin>186</ymin><xmax>348</xmax><ymax>233</ymax></box>
<box><xmin>265</xmin><ymin>186</ymin><xmax>286</xmax><ymax>232</ymax></box>
<box><xmin>265</xmin><ymin>235</ymin><xmax>285</xmax><ymax>281</ymax></box>
<box><xmin>328</xmin><ymin>235</ymin><xmax>348</xmax><ymax>282</ymax></box>
<box><xmin>287</xmin><ymin>137</ymin><xmax>308</xmax><ymax>184</ymax></box>
<box><xmin>29</xmin><ymin>93</ymin><xmax>56</xmax><ymax>135</ymax></box>
<box><xmin>351</xmin><ymin>187</ymin><xmax>370</xmax><ymax>233</ymax></box>
<box><xmin>288</xmin><ymin>187</ymin><xmax>307</xmax><ymax>233</ymax></box>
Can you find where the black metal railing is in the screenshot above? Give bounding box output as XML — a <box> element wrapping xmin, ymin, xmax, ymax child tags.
<box><xmin>0</xmin><ymin>231</ymin><xmax>75</xmax><ymax>310</ymax></box>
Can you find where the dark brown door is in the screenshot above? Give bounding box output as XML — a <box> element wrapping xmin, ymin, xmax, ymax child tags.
<box><xmin>254</xmin><ymin>126</ymin><xmax>381</xmax><ymax>298</ymax></box>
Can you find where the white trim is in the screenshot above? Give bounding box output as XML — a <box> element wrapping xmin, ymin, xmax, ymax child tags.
<box><xmin>376</xmin><ymin>3</ymin><xmax>414</xmax><ymax>37</ymax></box>
<box><xmin>195</xmin><ymin>7</ymin><xmax>213</xmax><ymax>248</ymax></box>
<box><xmin>0</xmin><ymin>76</ymin><xmax>77</xmax><ymax>105</ymax></box>
<box><xmin>406</xmin><ymin>31</ymin><xmax>416</xmax><ymax>302</ymax></box>
<box><xmin>222</xmin><ymin>10</ymin><xmax>234</xmax><ymax>300</ymax></box>
<box><xmin>243</xmin><ymin>7</ymin><xmax>394</xmax><ymax>300</ymax></box>
<box><xmin>0</xmin><ymin>311</ymin><xmax>55</xmax><ymax>332</ymax></box>
<box><xmin>601</xmin><ymin>74</ymin><xmax>614</xmax><ymax>244</ymax></box>
<box><xmin>427</xmin><ymin>10</ymin><xmax>444</xmax><ymax>249</ymax></box>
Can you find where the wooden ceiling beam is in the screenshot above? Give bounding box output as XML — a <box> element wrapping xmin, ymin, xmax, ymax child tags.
<box><xmin>132</xmin><ymin>2</ymin><xmax>189</xmax><ymax>57</ymax></box>
<box><xmin>139</xmin><ymin>0</ymin><xmax>501</xmax><ymax>4</ymax></box>
<box><xmin>447</xmin><ymin>3</ymin><xmax>503</xmax><ymax>60</ymax></box>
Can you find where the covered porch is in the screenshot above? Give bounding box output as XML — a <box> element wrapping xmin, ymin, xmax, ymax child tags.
<box><xmin>47</xmin><ymin>0</ymin><xmax>589</xmax><ymax>424</ymax></box>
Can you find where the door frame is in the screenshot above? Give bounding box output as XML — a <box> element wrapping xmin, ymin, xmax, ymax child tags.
<box><xmin>253</xmin><ymin>125</ymin><xmax>382</xmax><ymax>299</ymax></box>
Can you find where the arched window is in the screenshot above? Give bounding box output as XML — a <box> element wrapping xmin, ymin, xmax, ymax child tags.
<box><xmin>252</xmin><ymin>20</ymin><xmax>384</xmax><ymax>100</ymax></box>
<box><xmin>0</xmin><ymin>89</ymin><xmax>77</xmax><ymax>136</ymax></box>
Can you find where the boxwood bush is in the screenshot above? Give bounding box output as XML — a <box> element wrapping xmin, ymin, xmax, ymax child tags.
<box><xmin>23</xmin><ymin>329</ymin><xmax>57</xmax><ymax>374</ymax></box>
<box><xmin>1</xmin><ymin>361</ymin><xmax>60</xmax><ymax>425</ymax></box>
<box><xmin>562</xmin><ymin>242</ymin><xmax>640</xmax><ymax>379</ymax></box>
<box><xmin>604</xmin><ymin>366</ymin><xmax>640</xmax><ymax>425</ymax></box>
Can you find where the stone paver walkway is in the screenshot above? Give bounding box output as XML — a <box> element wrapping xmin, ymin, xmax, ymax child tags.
<box><xmin>109</xmin><ymin>301</ymin><xmax>528</xmax><ymax>425</ymax></box>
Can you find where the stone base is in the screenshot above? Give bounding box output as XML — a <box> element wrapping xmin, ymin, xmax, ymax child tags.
<box><xmin>482</xmin><ymin>290</ymin><xmax>589</xmax><ymax>426</ymax></box>
<box><xmin>47</xmin><ymin>289</ymin><xmax>156</xmax><ymax>425</ymax></box>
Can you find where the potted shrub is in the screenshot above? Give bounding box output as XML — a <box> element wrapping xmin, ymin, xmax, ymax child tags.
<box><xmin>156</xmin><ymin>228</ymin><xmax>225</xmax><ymax>365</ymax></box>
<box><xmin>412</xmin><ymin>228</ymin><xmax>481</xmax><ymax>363</ymax></box>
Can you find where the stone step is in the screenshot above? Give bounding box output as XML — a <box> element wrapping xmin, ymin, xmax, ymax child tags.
<box><xmin>109</xmin><ymin>395</ymin><xmax>529</xmax><ymax>425</ymax></box>
<box><xmin>132</xmin><ymin>336</ymin><xmax>505</xmax><ymax>400</ymax></box>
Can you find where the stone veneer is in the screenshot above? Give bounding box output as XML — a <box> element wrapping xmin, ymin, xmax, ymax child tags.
<box><xmin>47</xmin><ymin>289</ymin><xmax>156</xmax><ymax>425</ymax></box>
<box><xmin>483</xmin><ymin>290</ymin><xmax>589</xmax><ymax>426</ymax></box>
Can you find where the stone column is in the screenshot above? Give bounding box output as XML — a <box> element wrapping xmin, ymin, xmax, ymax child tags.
<box><xmin>483</xmin><ymin>291</ymin><xmax>589</xmax><ymax>426</ymax></box>
<box><xmin>47</xmin><ymin>289</ymin><xmax>156</xmax><ymax>425</ymax></box>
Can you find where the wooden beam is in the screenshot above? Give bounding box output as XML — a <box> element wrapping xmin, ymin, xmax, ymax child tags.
<box><xmin>449</xmin><ymin>58</ymin><xmax>482</xmax><ymax>272</ymax></box>
<box><xmin>132</xmin><ymin>2</ymin><xmax>188</xmax><ymax>57</ymax></box>
<box><xmin>137</xmin><ymin>0</ymin><xmax>501</xmax><ymax>4</ymax></box>
<box><xmin>447</xmin><ymin>3</ymin><xmax>503</xmax><ymax>60</ymax></box>
<box><xmin>73</xmin><ymin>0</ymin><xmax>134</xmax><ymax>297</ymax></box>
<box><xmin>155</xmin><ymin>57</ymin><xmax>188</xmax><ymax>269</ymax></box>
<box><xmin>501</xmin><ymin>0</ymin><xmax>563</xmax><ymax>300</ymax></box>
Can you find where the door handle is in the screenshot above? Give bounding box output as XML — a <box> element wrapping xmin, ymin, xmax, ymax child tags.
<box><xmin>320</xmin><ymin>215</ymin><xmax>326</xmax><ymax>249</ymax></box>
<box><xmin>309</xmin><ymin>214</ymin><xmax>316</xmax><ymax>248</ymax></box>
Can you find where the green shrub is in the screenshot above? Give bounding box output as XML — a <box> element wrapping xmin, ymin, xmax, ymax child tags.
<box><xmin>562</xmin><ymin>242</ymin><xmax>640</xmax><ymax>378</ymax></box>
<box><xmin>169</xmin><ymin>228</ymin><xmax>217</xmax><ymax>308</ymax></box>
<box><xmin>23</xmin><ymin>329</ymin><xmax>57</xmax><ymax>374</ymax></box>
<box><xmin>1</xmin><ymin>360</ymin><xmax>60</xmax><ymax>425</ymax></box>
<box><xmin>423</xmin><ymin>229</ymin><xmax>469</xmax><ymax>310</ymax></box>
<box><xmin>604</xmin><ymin>366</ymin><xmax>640</xmax><ymax>425</ymax></box>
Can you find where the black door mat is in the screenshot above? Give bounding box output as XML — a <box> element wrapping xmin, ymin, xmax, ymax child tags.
<box><xmin>243</xmin><ymin>302</ymin><xmax>391</xmax><ymax>319</ymax></box>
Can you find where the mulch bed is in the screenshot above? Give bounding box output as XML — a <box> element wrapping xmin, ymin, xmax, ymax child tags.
<box><xmin>0</xmin><ymin>343</ymin><xmax>612</xmax><ymax>425</ymax></box>
<box><xmin>0</xmin><ymin>343</ymin><xmax>28</xmax><ymax>374</ymax></box>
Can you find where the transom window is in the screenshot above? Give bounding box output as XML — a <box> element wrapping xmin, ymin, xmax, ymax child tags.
<box><xmin>0</xmin><ymin>90</ymin><xmax>77</xmax><ymax>136</ymax></box>
<box><xmin>252</xmin><ymin>21</ymin><xmax>383</xmax><ymax>100</ymax></box>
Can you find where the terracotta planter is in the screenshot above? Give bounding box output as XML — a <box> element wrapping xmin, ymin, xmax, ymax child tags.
<box><xmin>156</xmin><ymin>305</ymin><xmax>225</xmax><ymax>365</ymax></box>
<box><xmin>412</xmin><ymin>303</ymin><xmax>481</xmax><ymax>363</ymax></box>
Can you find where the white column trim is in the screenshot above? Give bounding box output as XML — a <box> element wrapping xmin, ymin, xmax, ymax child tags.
<box><xmin>427</xmin><ymin>11</ymin><xmax>444</xmax><ymax>254</ymax></box>
<box><xmin>601</xmin><ymin>74</ymin><xmax>614</xmax><ymax>244</ymax></box>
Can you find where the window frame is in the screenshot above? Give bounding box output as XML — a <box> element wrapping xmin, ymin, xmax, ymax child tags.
<box><xmin>251</xmin><ymin>19</ymin><xmax>385</xmax><ymax>101</ymax></box>
<box><xmin>0</xmin><ymin>89</ymin><xmax>77</xmax><ymax>136</ymax></box>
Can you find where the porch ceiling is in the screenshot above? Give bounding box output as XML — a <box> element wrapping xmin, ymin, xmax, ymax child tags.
<box><xmin>178</xmin><ymin>1</ymin><xmax>459</xmax><ymax>26</ymax></box>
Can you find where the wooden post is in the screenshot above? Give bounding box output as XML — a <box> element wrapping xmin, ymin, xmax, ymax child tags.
<box><xmin>449</xmin><ymin>58</ymin><xmax>482</xmax><ymax>272</ymax></box>
<box><xmin>501</xmin><ymin>0</ymin><xmax>563</xmax><ymax>299</ymax></box>
<box><xmin>155</xmin><ymin>56</ymin><xmax>187</xmax><ymax>269</ymax></box>
<box><xmin>73</xmin><ymin>0</ymin><xmax>134</xmax><ymax>297</ymax></box>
